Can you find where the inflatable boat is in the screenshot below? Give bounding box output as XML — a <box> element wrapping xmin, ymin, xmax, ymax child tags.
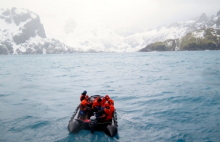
<box><xmin>67</xmin><ymin>95</ymin><xmax>118</xmax><ymax>137</ymax></box>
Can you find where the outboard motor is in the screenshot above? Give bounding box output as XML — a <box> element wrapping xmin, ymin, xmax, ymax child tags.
<box><xmin>89</xmin><ymin>115</ymin><xmax>97</xmax><ymax>133</ymax></box>
<box><xmin>68</xmin><ymin>119</ymin><xmax>81</xmax><ymax>133</ymax></box>
<box><xmin>104</xmin><ymin>124</ymin><xmax>118</xmax><ymax>137</ymax></box>
<box><xmin>104</xmin><ymin>111</ymin><xmax>118</xmax><ymax>137</ymax></box>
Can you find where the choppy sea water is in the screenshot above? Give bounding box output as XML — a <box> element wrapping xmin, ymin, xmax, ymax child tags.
<box><xmin>0</xmin><ymin>51</ymin><xmax>220</xmax><ymax>142</ymax></box>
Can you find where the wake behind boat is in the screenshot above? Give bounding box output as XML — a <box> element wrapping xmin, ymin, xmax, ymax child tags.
<box><xmin>67</xmin><ymin>95</ymin><xmax>118</xmax><ymax>137</ymax></box>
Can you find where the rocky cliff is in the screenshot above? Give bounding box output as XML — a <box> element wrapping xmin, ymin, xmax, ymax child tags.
<box><xmin>139</xmin><ymin>28</ymin><xmax>220</xmax><ymax>52</ymax></box>
<box><xmin>139</xmin><ymin>10</ymin><xmax>220</xmax><ymax>52</ymax></box>
<box><xmin>0</xmin><ymin>8</ymin><xmax>79</xmax><ymax>55</ymax></box>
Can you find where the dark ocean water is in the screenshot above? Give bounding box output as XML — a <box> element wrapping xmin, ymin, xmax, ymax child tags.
<box><xmin>0</xmin><ymin>51</ymin><xmax>220</xmax><ymax>142</ymax></box>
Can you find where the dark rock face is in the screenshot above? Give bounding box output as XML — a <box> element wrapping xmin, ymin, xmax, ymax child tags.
<box><xmin>9</xmin><ymin>8</ymin><xmax>46</xmax><ymax>44</ymax></box>
<box><xmin>11</xmin><ymin>7</ymin><xmax>31</xmax><ymax>25</ymax></box>
<box><xmin>0</xmin><ymin>40</ymin><xmax>14</xmax><ymax>55</ymax></box>
<box><xmin>0</xmin><ymin>9</ymin><xmax>11</xmax><ymax>23</ymax></box>
<box><xmin>0</xmin><ymin>8</ymin><xmax>46</xmax><ymax>45</ymax></box>
<box><xmin>0</xmin><ymin>44</ymin><xmax>13</xmax><ymax>55</ymax></box>
<box><xmin>13</xmin><ymin>17</ymin><xmax>46</xmax><ymax>44</ymax></box>
<box><xmin>180</xmin><ymin>28</ymin><xmax>220</xmax><ymax>50</ymax></box>
<box><xmin>0</xmin><ymin>45</ymin><xmax>8</xmax><ymax>55</ymax></box>
<box><xmin>139</xmin><ymin>39</ymin><xmax>179</xmax><ymax>52</ymax></box>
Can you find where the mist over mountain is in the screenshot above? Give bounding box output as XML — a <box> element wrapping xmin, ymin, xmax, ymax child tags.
<box><xmin>0</xmin><ymin>7</ymin><xmax>220</xmax><ymax>54</ymax></box>
<box><xmin>58</xmin><ymin>9</ymin><xmax>220</xmax><ymax>52</ymax></box>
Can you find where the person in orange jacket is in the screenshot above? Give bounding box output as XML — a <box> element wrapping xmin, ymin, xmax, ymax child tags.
<box><xmin>108</xmin><ymin>99</ymin><xmax>115</xmax><ymax>112</ymax></box>
<box><xmin>86</xmin><ymin>98</ymin><xmax>93</xmax><ymax>117</ymax></box>
<box><xmin>80</xmin><ymin>95</ymin><xmax>89</xmax><ymax>119</ymax></box>
<box><xmin>92</xmin><ymin>97</ymin><xmax>102</xmax><ymax>110</ymax></box>
<box><xmin>80</xmin><ymin>90</ymin><xmax>87</xmax><ymax>101</ymax></box>
<box><xmin>98</xmin><ymin>102</ymin><xmax>113</xmax><ymax>121</ymax></box>
<box><xmin>92</xmin><ymin>97</ymin><xmax>102</xmax><ymax>117</ymax></box>
<box><xmin>105</xmin><ymin>95</ymin><xmax>110</xmax><ymax>101</ymax></box>
<box><xmin>101</xmin><ymin>97</ymin><xmax>106</xmax><ymax>110</ymax></box>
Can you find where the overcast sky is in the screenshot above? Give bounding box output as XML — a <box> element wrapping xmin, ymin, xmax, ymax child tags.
<box><xmin>1</xmin><ymin>0</ymin><xmax>220</xmax><ymax>39</ymax></box>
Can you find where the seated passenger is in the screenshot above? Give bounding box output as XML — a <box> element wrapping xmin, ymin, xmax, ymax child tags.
<box><xmin>80</xmin><ymin>90</ymin><xmax>87</xmax><ymax>101</ymax></box>
<box><xmin>101</xmin><ymin>97</ymin><xmax>106</xmax><ymax>110</ymax></box>
<box><xmin>92</xmin><ymin>97</ymin><xmax>102</xmax><ymax>117</ymax></box>
<box><xmin>105</xmin><ymin>95</ymin><xmax>110</xmax><ymax>101</ymax></box>
<box><xmin>92</xmin><ymin>97</ymin><xmax>102</xmax><ymax>110</ymax></box>
<box><xmin>98</xmin><ymin>103</ymin><xmax>113</xmax><ymax>121</ymax></box>
<box><xmin>86</xmin><ymin>99</ymin><xmax>93</xmax><ymax>117</ymax></box>
<box><xmin>108</xmin><ymin>99</ymin><xmax>115</xmax><ymax>112</ymax></box>
<box><xmin>79</xmin><ymin>95</ymin><xmax>89</xmax><ymax>119</ymax></box>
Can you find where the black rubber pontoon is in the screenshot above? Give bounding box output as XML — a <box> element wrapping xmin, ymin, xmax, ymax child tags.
<box><xmin>68</xmin><ymin>95</ymin><xmax>118</xmax><ymax>137</ymax></box>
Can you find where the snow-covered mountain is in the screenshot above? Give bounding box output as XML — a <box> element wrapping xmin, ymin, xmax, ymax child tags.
<box><xmin>139</xmin><ymin>11</ymin><xmax>220</xmax><ymax>52</ymax></box>
<box><xmin>63</xmin><ymin>24</ymin><xmax>131</xmax><ymax>52</ymax></box>
<box><xmin>1</xmin><ymin>8</ymin><xmax>220</xmax><ymax>54</ymax></box>
<box><xmin>0</xmin><ymin>8</ymin><xmax>79</xmax><ymax>55</ymax></box>
<box><xmin>126</xmin><ymin>11</ymin><xmax>220</xmax><ymax>51</ymax></box>
<box><xmin>139</xmin><ymin>28</ymin><xmax>220</xmax><ymax>52</ymax></box>
<box><xmin>61</xmin><ymin>10</ymin><xmax>220</xmax><ymax>52</ymax></box>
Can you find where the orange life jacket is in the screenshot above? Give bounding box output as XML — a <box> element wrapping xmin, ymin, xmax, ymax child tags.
<box><xmin>80</xmin><ymin>99</ymin><xmax>87</xmax><ymax>111</ymax></box>
<box><xmin>103</xmin><ymin>107</ymin><xmax>113</xmax><ymax>121</ymax></box>
<box><xmin>92</xmin><ymin>98</ymin><xmax>101</xmax><ymax>109</ymax></box>
<box><xmin>109</xmin><ymin>104</ymin><xmax>115</xmax><ymax>112</ymax></box>
<box><xmin>101</xmin><ymin>97</ymin><xmax>106</xmax><ymax>108</ymax></box>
